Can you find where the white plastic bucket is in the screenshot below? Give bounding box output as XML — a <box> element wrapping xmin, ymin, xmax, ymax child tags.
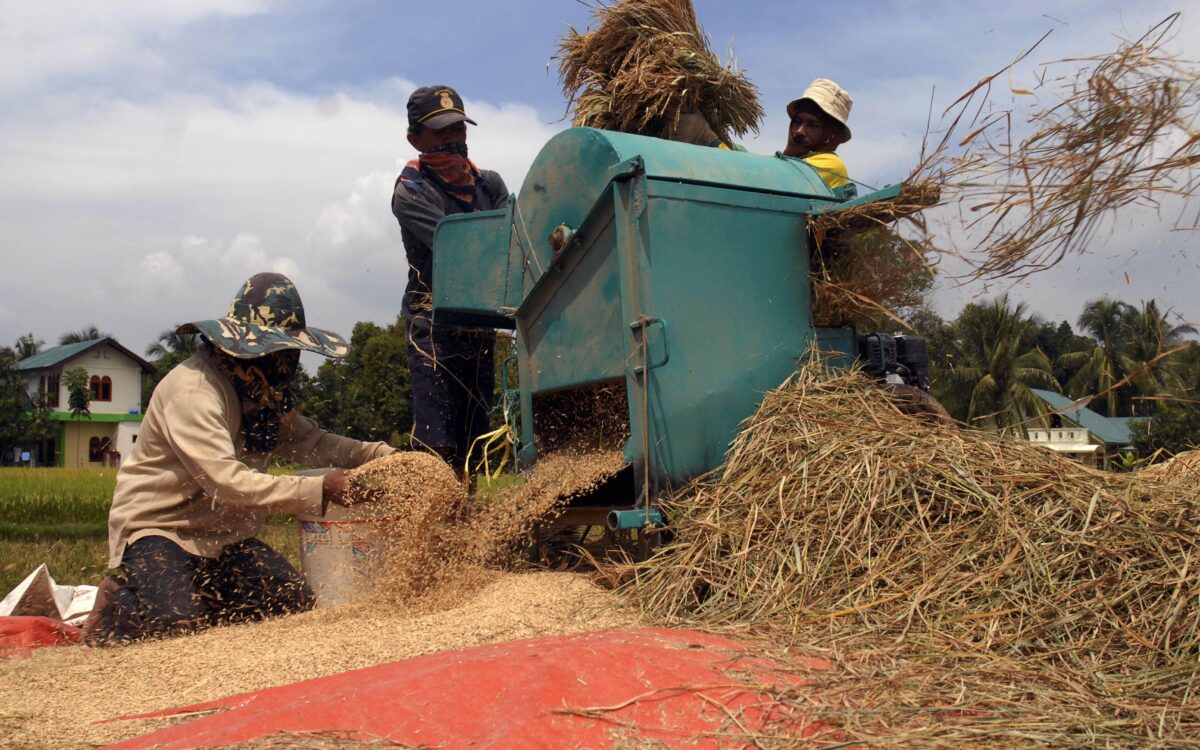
<box><xmin>297</xmin><ymin>503</ymin><xmax>392</xmax><ymax>608</ymax></box>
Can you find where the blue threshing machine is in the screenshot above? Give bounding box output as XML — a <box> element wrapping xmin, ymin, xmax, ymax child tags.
<box><xmin>431</xmin><ymin>127</ymin><xmax>906</xmax><ymax>541</ymax></box>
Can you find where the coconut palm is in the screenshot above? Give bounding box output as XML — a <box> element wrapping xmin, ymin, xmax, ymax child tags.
<box><xmin>935</xmin><ymin>295</ymin><xmax>1060</xmax><ymax>433</ymax></box>
<box><xmin>13</xmin><ymin>333</ymin><xmax>43</xmax><ymax>360</ymax></box>
<box><xmin>59</xmin><ymin>326</ymin><xmax>110</xmax><ymax>345</ymax></box>
<box><xmin>1057</xmin><ymin>298</ymin><xmax>1135</xmax><ymax>417</ymax></box>
<box><xmin>144</xmin><ymin>329</ymin><xmax>200</xmax><ymax>360</ymax></box>
<box><xmin>1123</xmin><ymin>300</ymin><xmax>1197</xmax><ymax>413</ymax></box>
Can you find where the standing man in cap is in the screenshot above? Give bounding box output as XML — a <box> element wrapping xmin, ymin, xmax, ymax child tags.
<box><xmin>392</xmin><ymin>86</ymin><xmax>509</xmax><ymax>476</ymax></box>
<box><xmin>783</xmin><ymin>78</ymin><xmax>853</xmax><ymax>189</ymax></box>
<box><xmin>83</xmin><ymin>272</ymin><xmax>395</xmax><ymax>644</ymax></box>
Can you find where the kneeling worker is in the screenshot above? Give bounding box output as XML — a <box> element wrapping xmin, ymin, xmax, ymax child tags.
<box><xmin>84</xmin><ymin>272</ymin><xmax>395</xmax><ymax>644</ymax></box>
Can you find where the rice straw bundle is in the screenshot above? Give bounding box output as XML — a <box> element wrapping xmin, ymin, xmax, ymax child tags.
<box><xmin>556</xmin><ymin>0</ymin><xmax>763</xmax><ymax>144</ymax></box>
<box><xmin>612</xmin><ymin>361</ymin><xmax>1200</xmax><ymax>744</ymax></box>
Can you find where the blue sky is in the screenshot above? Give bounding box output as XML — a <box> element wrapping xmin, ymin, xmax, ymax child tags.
<box><xmin>1</xmin><ymin>0</ymin><xmax>1196</xmax><ymax>359</ymax></box>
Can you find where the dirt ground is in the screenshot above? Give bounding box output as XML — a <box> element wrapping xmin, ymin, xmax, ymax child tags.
<box><xmin>0</xmin><ymin>570</ymin><xmax>640</xmax><ymax>749</ymax></box>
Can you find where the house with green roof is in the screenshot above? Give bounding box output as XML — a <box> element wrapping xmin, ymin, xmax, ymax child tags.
<box><xmin>1028</xmin><ymin>388</ymin><xmax>1145</xmax><ymax>470</ymax></box>
<box><xmin>17</xmin><ymin>338</ymin><xmax>153</xmax><ymax>468</ymax></box>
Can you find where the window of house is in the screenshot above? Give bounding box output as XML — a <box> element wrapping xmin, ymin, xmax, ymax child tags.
<box><xmin>88</xmin><ymin>436</ymin><xmax>111</xmax><ymax>462</ymax></box>
<box><xmin>46</xmin><ymin>372</ymin><xmax>59</xmax><ymax>408</ymax></box>
<box><xmin>90</xmin><ymin>375</ymin><xmax>113</xmax><ymax>402</ymax></box>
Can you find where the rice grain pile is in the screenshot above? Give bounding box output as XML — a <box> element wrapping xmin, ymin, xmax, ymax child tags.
<box><xmin>556</xmin><ymin>0</ymin><xmax>762</xmax><ymax>144</ymax></box>
<box><xmin>0</xmin><ymin>572</ymin><xmax>638</xmax><ymax>749</ymax></box>
<box><xmin>343</xmin><ymin>445</ymin><xmax>629</xmax><ymax>598</ymax></box>
<box><xmin>0</xmin><ymin>449</ymin><xmax>644</xmax><ymax>748</ymax></box>
<box><xmin>612</xmin><ymin>362</ymin><xmax>1200</xmax><ymax>745</ymax></box>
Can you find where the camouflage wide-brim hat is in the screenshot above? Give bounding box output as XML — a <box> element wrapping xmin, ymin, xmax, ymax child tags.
<box><xmin>177</xmin><ymin>272</ymin><xmax>349</xmax><ymax>359</ymax></box>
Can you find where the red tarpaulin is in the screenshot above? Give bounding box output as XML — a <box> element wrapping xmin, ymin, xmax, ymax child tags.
<box><xmin>0</xmin><ymin>615</ymin><xmax>81</xmax><ymax>657</ymax></box>
<box><xmin>103</xmin><ymin>627</ymin><xmax>838</xmax><ymax>749</ymax></box>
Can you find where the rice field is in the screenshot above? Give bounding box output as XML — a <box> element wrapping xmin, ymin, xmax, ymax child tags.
<box><xmin>0</xmin><ymin>467</ymin><xmax>115</xmax><ymax>527</ymax></box>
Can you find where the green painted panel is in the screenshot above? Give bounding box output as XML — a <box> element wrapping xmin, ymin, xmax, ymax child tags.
<box><xmin>626</xmin><ymin>185</ymin><xmax>815</xmax><ymax>481</ymax></box>
<box><xmin>47</xmin><ymin>411</ymin><xmax>143</xmax><ymax>422</ymax></box>
<box><xmin>515</xmin><ymin>128</ymin><xmax>835</xmax><ymax>294</ymax></box>
<box><xmin>432</xmin><ymin>205</ymin><xmax>518</xmax><ymax>328</ymax></box>
<box><xmin>519</xmin><ymin>208</ymin><xmax>626</xmax><ymax>394</ymax></box>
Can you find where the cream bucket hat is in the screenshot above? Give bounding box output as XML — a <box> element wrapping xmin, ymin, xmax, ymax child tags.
<box><xmin>786</xmin><ymin>78</ymin><xmax>852</xmax><ymax>143</ymax></box>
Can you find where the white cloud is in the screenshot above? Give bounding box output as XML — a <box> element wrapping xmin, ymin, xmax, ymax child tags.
<box><xmin>0</xmin><ymin>1</ymin><xmax>269</xmax><ymax>96</ymax></box>
<box><xmin>0</xmin><ymin>77</ymin><xmax>560</xmax><ymax>353</ymax></box>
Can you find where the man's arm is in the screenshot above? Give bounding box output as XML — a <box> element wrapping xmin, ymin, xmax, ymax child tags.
<box><xmin>392</xmin><ymin>174</ymin><xmax>446</xmax><ymax>248</ymax></box>
<box><xmin>161</xmin><ymin>384</ymin><xmax>324</xmax><ymax>516</ymax></box>
<box><xmin>274</xmin><ymin>412</ymin><xmax>395</xmax><ymax>469</ymax></box>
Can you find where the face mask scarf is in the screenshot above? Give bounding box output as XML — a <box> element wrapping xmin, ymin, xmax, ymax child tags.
<box><xmin>417</xmin><ymin>142</ymin><xmax>479</xmax><ymax>207</ymax></box>
<box><xmin>212</xmin><ymin>349</ymin><xmax>299</xmax><ymax>453</ymax></box>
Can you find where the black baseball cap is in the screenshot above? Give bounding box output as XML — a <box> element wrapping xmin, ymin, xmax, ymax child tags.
<box><xmin>407</xmin><ymin>85</ymin><xmax>477</xmax><ymax>130</ymax></box>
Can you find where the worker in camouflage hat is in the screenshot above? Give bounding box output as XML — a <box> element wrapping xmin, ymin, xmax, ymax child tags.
<box><xmin>84</xmin><ymin>272</ymin><xmax>396</xmax><ymax>645</ymax></box>
<box><xmin>176</xmin><ymin>271</ymin><xmax>349</xmax><ymax>358</ymax></box>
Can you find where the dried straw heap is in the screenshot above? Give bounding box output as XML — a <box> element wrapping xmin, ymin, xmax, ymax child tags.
<box><xmin>613</xmin><ymin>362</ymin><xmax>1200</xmax><ymax>745</ymax></box>
<box><xmin>556</xmin><ymin>0</ymin><xmax>762</xmax><ymax>145</ymax></box>
<box><xmin>1138</xmin><ymin>448</ymin><xmax>1200</xmax><ymax>487</ymax></box>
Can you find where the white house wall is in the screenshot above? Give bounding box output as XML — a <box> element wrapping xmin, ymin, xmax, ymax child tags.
<box><xmin>64</xmin><ymin>343</ymin><xmax>144</xmax><ymax>415</ymax></box>
<box><xmin>115</xmin><ymin>421</ymin><xmax>140</xmax><ymax>466</ymax></box>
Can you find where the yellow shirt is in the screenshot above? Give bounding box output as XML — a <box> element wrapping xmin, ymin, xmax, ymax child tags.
<box><xmin>801</xmin><ymin>152</ymin><xmax>849</xmax><ymax>189</ymax></box>
<box><xmin>718</xmin><ymin>143</ymin><xmax>849</xmax><ymax>189</ymax></box>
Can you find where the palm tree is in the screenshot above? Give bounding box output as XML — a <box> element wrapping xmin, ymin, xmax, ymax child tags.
<box><xmin>1123</xmin><ymin>300</ymin><xmax>1197</xmax><ymax>415</ymax></box>
<box><xmin>1058</xmin><ymin>298</ymin><xmax>1134</xmax><ymax>417</ymax></box>
<box><xmin>59</xmin><ymin>326</ymin><xmax>110</xmax><ymax>345</ymax></box>
<box><xmin>935</xmin><ymin>295</ymin><xmax>1060</xmax><ymax>433</ymax></box>
<box><xmin>13</xmin><ymin>333</ymin><xmax>43</xmax><ymax>360</ymax></box>
<box><xmin>144</xmin><ymin>329</ymin><xmax>200</xmax><ymax>359</ymax></box>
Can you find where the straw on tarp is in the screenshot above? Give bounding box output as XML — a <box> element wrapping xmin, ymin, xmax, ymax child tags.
<box><xmin>609</xmin><ymin>360</ymin><xmax>1200</xmax><ymax>744</ymax></box>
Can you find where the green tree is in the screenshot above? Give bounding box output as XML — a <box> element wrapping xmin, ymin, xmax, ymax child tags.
<box><xmin>1122</xmin><ymin>300</ymin><xmax>1196</xmax><ymax>415</ymax></box>
<box><xmin>1029</xmin><ymin>320</ymin><xmax>1093</xmax><ymax>388</ymax></box>
<box><xmin>1058</xmin><ymin>298</ymin><xmax>1135</xmax><ymax>417</ymax></box>
<box><xmin>59</xmin><ymin>326</ymin><xmax>109</xmax><ymax>345</ymax></box>
<box><xmin>300</xmin><ymin>318</ymin><xmax>412</xmax><ymax>445</ymax></box>
<box><xmin>63</xmin><ymin>367</ymin><xmax>92</xmax><ymax>419</ymax></box>
<box><xmin>144</xmin><ymin>329</ymin><xmax>200</xmax><ymax>359</ymax></box>
<box><xmin>1130</xmin><ymin>400</ymin><xmax>1200</xmax><ymax>457</ymax></box>
<box><xmin>142</xmin><ymin>329</ymin><xmax>202</xmax><ymax>406</ymax></box>
<box><xmin>0</xmin><ymin>348</ymin><xmax>32</xmax><ymax>457</ymax></box>
<box><xmin>13</xmin><ymin>333</ymin><xmax>44</xmax><ymax>361</ymax></box>
<box><xmin>934</xmin><ymin>295</ymin><xmax>1059</xmax><ymax>433</ymax></box>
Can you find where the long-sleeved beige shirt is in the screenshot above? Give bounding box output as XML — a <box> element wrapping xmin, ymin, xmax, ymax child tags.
<box><xmin>108</xmin><ymin>351</ymin><xmax>394</xmax><ymax>567</ymax></box>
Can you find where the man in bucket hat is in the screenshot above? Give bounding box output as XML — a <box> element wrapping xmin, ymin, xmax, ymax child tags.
<box><xmin>662</xmin><ymin>78</ymin><xmax>853</xmax><ymax>190</ymax></box>
<box><xmin>82</xmin><ymin>272</ymin><xmax>396</xmax><ymax>644</ymax></box>
<box><xmin>783</xmin><ymin>78</ymin><xmax>853</xmax><ymax>189</ymax></box>
<box><xmin>392</xmin><ymin>85</ymin><xmax>509</xmax><ymax>476</ymax></box>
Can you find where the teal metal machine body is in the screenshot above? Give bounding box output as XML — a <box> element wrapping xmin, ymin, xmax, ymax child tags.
<box><xmin>432</xmin><ymin>127</ymin><xmax>897</xmax><ymax>499</ymax></box>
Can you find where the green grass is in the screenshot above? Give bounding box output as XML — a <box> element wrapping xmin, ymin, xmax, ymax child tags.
<box><xmin>0</xmin><ymin>467</ymin><xmax>115</xmax><ymax>525</ymax></box>
<box><xmin>0</xmin><ymin>516</ymin><xmax>303</xmax><ymax>596</ymax></box>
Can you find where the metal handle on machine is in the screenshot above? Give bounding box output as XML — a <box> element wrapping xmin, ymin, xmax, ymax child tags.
<box><xmin>629</xmin><ymin>317</ymin><xmax>669</xmax><ymax>375</ymax></box>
